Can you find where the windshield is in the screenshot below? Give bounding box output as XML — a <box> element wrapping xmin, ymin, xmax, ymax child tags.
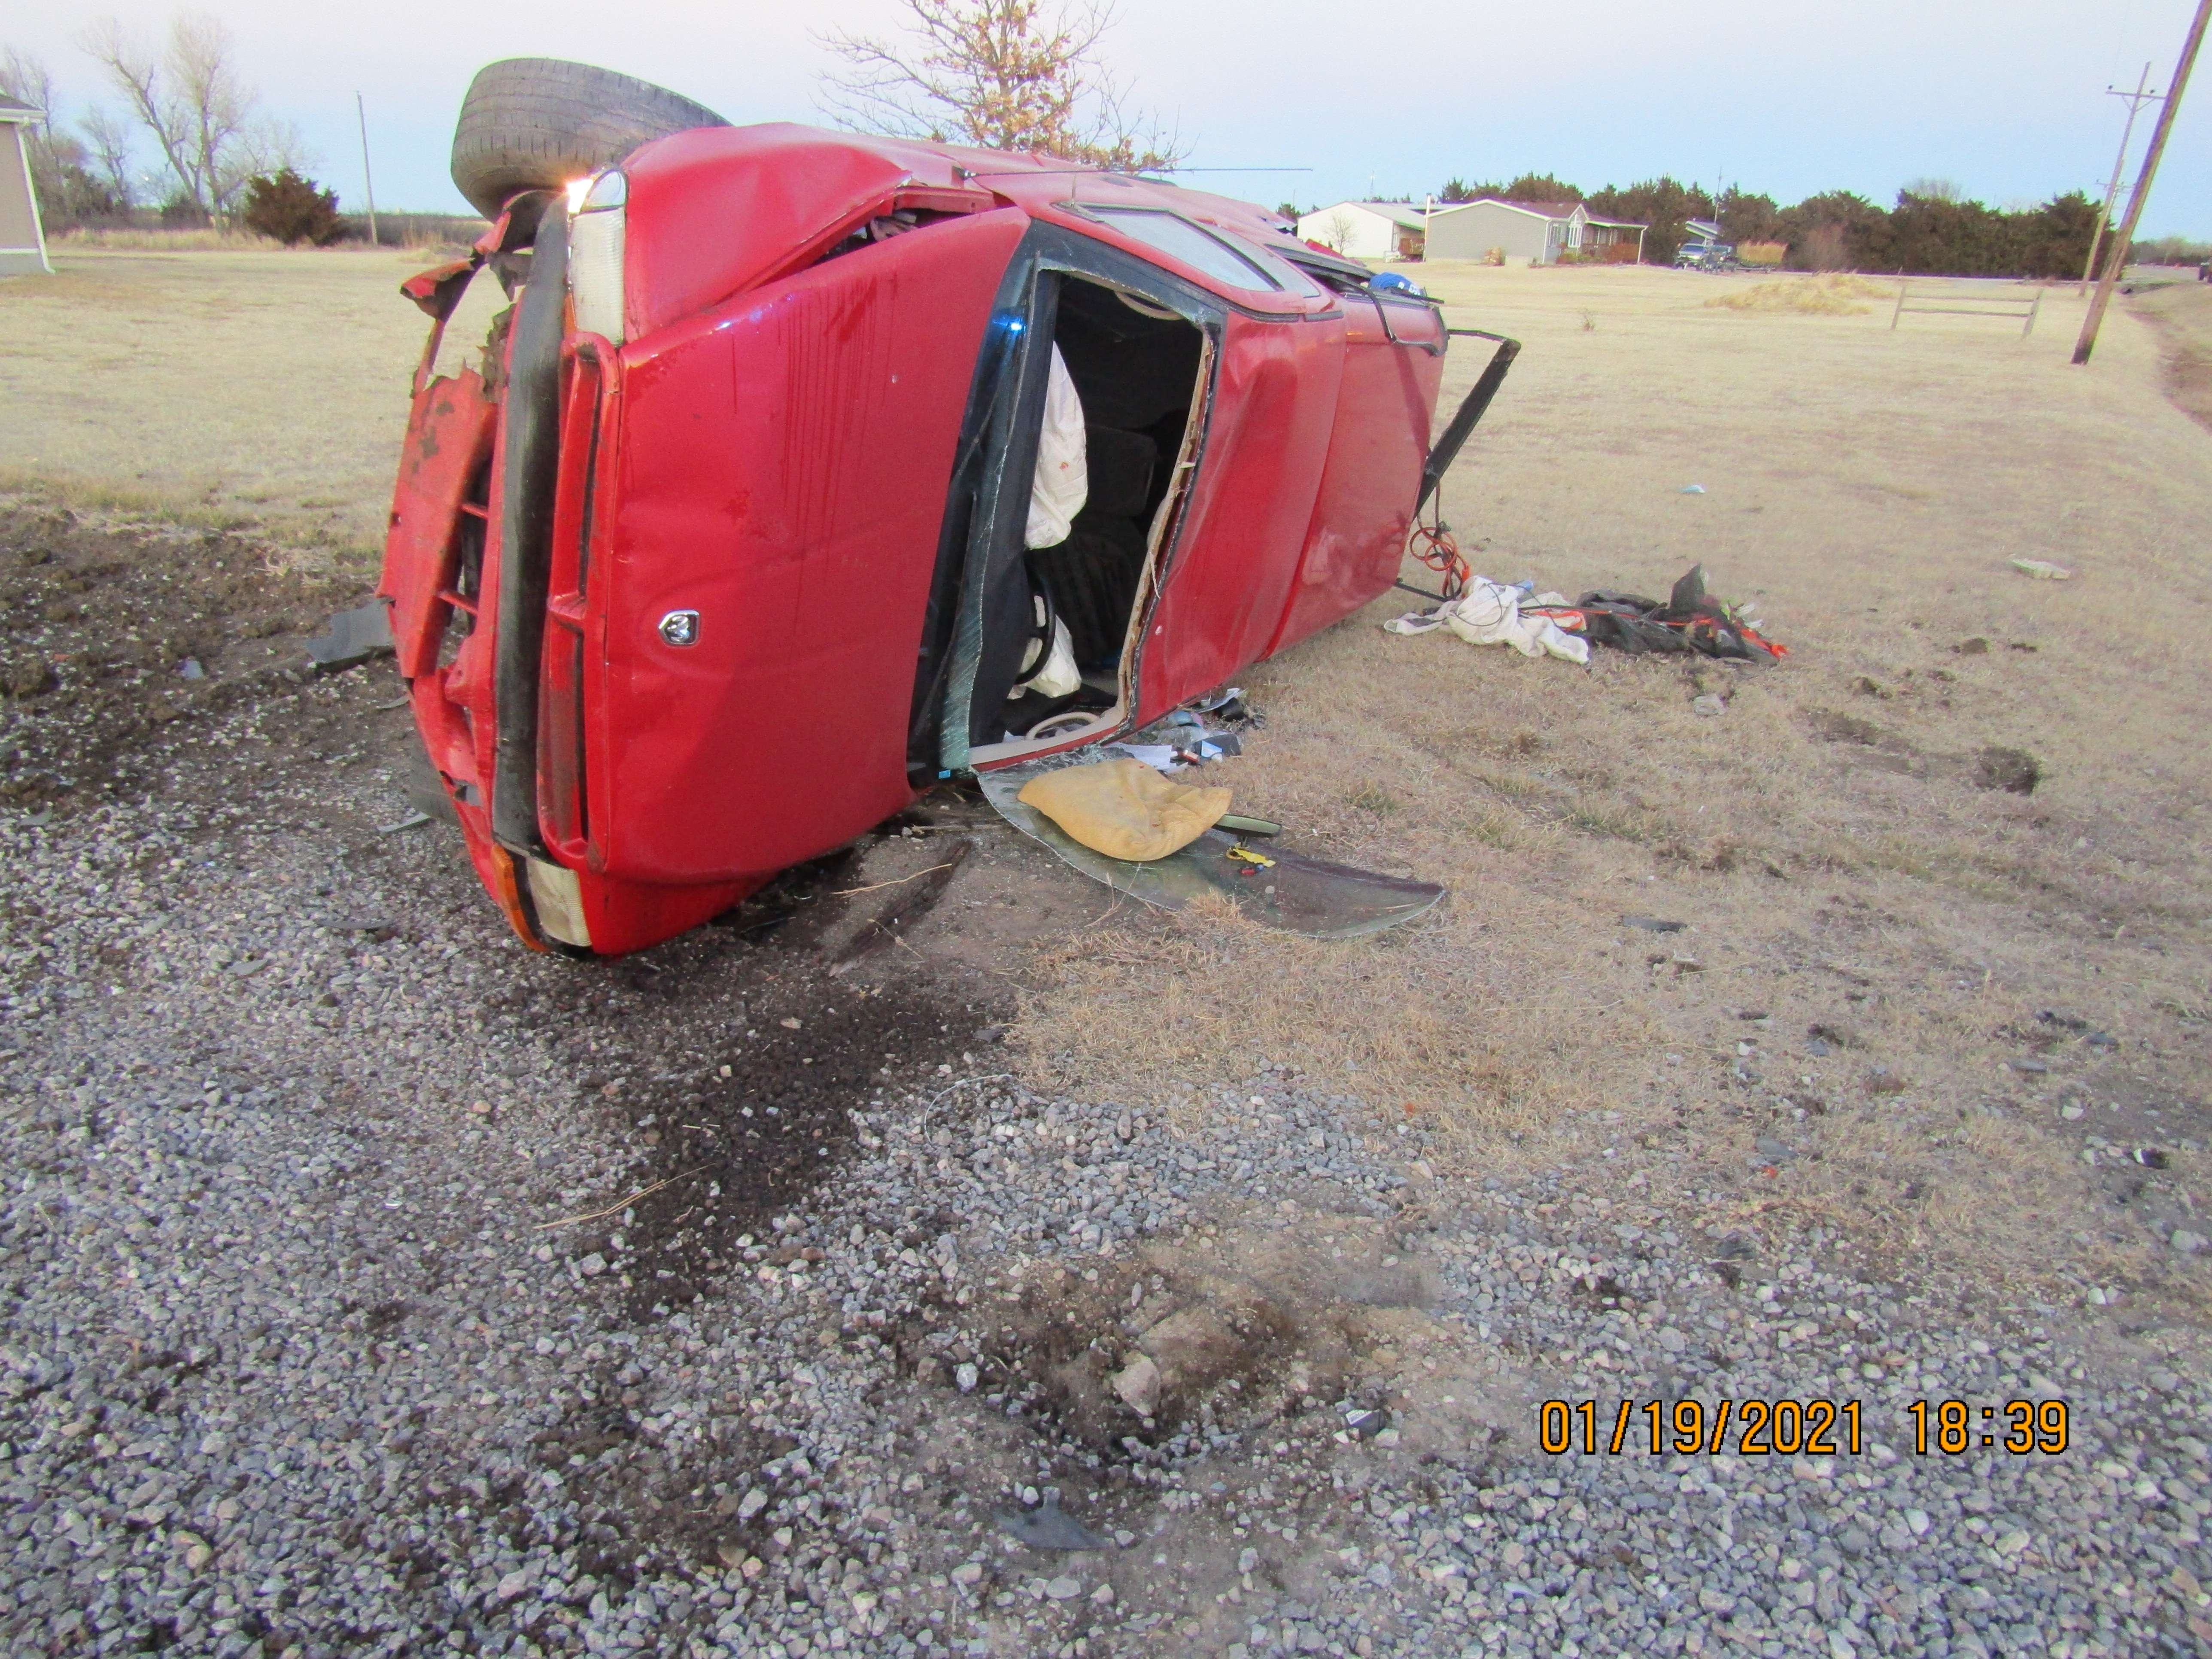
<box><xmin>1085</xmin><ymin>207</ymin><xmax>1319</xmax><ymax>297</ymax></box>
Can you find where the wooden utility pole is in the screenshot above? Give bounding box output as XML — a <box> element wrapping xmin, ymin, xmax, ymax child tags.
<box><xmin>2079</xmin><ymin>65</ymin><xmax>2162</xmax><ymax>296</ymax></box>
<box><xmin>2074</xmin><ymin>0</ymin><xmax>2212</xmax><ymax>364</ymax></box>
<box><xmin>356</xmin><ymin>93</ymin><xmax>379</xmax><ymax>247</ymax></box>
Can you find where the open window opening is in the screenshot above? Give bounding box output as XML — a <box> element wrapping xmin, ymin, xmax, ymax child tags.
<box><xmin>967</xmin><ymin>275</ymin><xmax>1207</xmax><ymax>763</ymax></box>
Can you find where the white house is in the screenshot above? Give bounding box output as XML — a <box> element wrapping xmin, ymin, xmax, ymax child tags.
<box><xmin>0</xmin><ymin>96</ymin><xmax>51</xmax><ymax>278</ymax></box>
<box><xmin>1294</xmin><ymin>201</ymin><xmax>1429</xmax><ymax>262</ymax></box>
<box><xmin>1425</xmin><ymin>198</ymin><xmax>1646</xmax><ymax>266</ymax></box>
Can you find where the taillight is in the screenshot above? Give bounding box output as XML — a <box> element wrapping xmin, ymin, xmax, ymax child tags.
<box><xmin>569</xmin><ymin>170</ymin><xmax>627</xmax><ymax>344</ymax></box>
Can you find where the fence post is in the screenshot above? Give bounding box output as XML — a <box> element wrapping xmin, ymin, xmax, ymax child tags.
<box><xmin>1891</xmin><ymin>284</ymin><xmax>1909</xmax><ymax>330</ymax></box>
<box><xmin>2024</xmin><ymin>289</ymin><xmax>2042</xmax><ymax>338</ymax></box>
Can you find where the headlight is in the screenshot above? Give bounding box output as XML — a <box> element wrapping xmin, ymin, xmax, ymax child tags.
<box><xmin>568</xmin><ymin>169</ymin><xmax>627</xmax><ymax>344</ymax></box>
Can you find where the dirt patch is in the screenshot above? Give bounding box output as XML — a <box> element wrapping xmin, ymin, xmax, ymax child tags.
<box><xmin>2127</xmin><ymin>278</ymin><xmax>2212</xmax><ymax>433</ymax></box>
<box><xmin>1805</xmin><ymin>708</ymin><xmax>2041</xmax><ymax>793</ymax></box>
<box><xmin>0</xmin><ymin>500</ymin><xmax>356</xmax><ymax>808</ymax></box>
<box><xmin>901</xmin><ymin>1201</ymin><xmax>1524</xmax><ymax>1468</ymax></box>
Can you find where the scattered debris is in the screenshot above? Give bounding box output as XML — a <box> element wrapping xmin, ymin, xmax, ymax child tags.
<box><xmin>304</xmin><ymin>599</ymin><xmax>396</xmax><ymax>673</ymax></box>
<box><xmin>981</xmin><ymin>763</ymin><xmax>1444</xmax><ymax>939</ymax></box>
<box><xmin>1679</xmin><ymin>484</ymin><xmax>1708</xmax><ymax>494</ymax></box>
<box><xmin>374</xmin><ymin>811</ymin><xmax>432</xmax><ymax>835</ymax></box>
<box><xmin>1383</xmin><ymin>576</ymin><xmax>1590</xmax><ymax>664</ymax></box>
<box><xmin>1570</xmin><ymin>565</ymin><xmax>1784</xmax><ymax>659</ymax></box>
<box><xmin>1015</xmin><ymin>757</ymin><xmax>1231</xmax><ymax>862</ymax></box>
<box><xmin>1217</xmin><ymin>813</ymin><xmax>1280</xmax><ymax>837</ymax></box>
<box><xmin>1621</xmin><ymin>916</ymin><xmax>1687</xmax><ymax>933</ymax></box>
<box><xmin>1109</xmin><ymin>1353</ymin><xmax>1162</xmax><ymax>1416</ymax></box>
<box><xmin>1387</xmin><ymin>565</ymin><xmax>1783</xmax><ymax>662</ymax></box>
<box><xmin>2008</xmin><ymin>559</ymin><xmax>2073</xmax><ymax>581</ymax></box>
<box><xmin>1692</xmin><ymin>693</ymin><xmax>1727</xmax><ymax>717</ymax></box>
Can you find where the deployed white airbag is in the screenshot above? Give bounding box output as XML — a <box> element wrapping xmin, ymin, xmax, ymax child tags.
<box><xmin>1025</xmin><ymin>345</ymin><xmax>1088</xmax><ymax>550</ymax></box>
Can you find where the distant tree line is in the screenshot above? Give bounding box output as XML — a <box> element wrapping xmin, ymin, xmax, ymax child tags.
<box><xmin>1434</xmin><ymin>172</ymin><xmax>2113</xmax><ymax>278</ymax></box>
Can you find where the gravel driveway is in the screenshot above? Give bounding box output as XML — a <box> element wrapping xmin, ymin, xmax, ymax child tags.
<box><xmin>2</xmin><ymin>507</ymin><xmax>2208</xmax><ymax>1658</ymax></box>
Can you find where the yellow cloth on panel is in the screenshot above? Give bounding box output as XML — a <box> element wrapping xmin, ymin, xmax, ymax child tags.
<box><xmin>1015</xmin><ymin>758</ymin><xmax>1231</xmax><ymax>862</ymax></box>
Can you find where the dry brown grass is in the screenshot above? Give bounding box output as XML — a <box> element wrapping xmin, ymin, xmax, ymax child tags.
<box><xmin>1024</xmin><ymin>260</ymin><xmax>2212</xmax><ymax>1298</ymax></box>
<box><xmin>0</xmin><ymin>248</ymin><xmax>491</xmax><ymax>560</ymax></box>
<box><xmin>54</xmin><ymin>226</ymin><xmax>283</xmax><ymax>252</ymax></box>
<box><xmin>1703</xmin><ymin>273</ymin><xmax>1893</xmax><ymax>314</ymax></box>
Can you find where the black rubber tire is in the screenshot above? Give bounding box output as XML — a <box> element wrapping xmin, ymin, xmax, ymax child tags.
<box><xmin>450</xmin><ymin>58</ymin><xmax>729</xmax><ymax>221</ymax></box>
<box><xmin>489</xmin><ymin>201</ymin><xmax>566</xmax><ymax>857</ymax></box>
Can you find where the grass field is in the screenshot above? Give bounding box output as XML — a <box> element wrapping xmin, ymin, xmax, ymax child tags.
<box><xmin>6</xmin><ymin>248</ymin><xmax>2209</xmax><ymax>1305</ymax></box>
<box><xmin>0</xmin><ymin>247</ymin><xmax>461</xmax><ymax>556</ymax></box>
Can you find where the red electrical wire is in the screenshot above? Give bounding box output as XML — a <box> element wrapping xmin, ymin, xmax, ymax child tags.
<box><xmin>1409</xmin><ymin>521</ymin><xmax>1469</xmax><ymax>602</ymax></box>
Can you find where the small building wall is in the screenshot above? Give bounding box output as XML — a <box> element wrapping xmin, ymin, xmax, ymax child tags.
<box><xmin>0</xmin><ymin>124</ymin><xmax>50</xmax><ymax>276</ymax></box>
<box><xmin>1297</xmin><ymin>203</ymin><xmax>1413</xmax><ymax>262</ymax></box>
<box><xmin>1426</xmin><ymin>201</ymin><xmax>1562</xmax><ymax>265</ymax></box>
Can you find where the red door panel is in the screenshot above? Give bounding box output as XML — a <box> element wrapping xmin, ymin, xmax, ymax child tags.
<box><xmin>1135</xmin><ymin>312</ymin><xmax>1344</xmax><ymax>717</ymax></box>
<box><xmin>590</xmin><ymin>209</ymin><xmax>1030</xmax><ymax>884</ymax></box>
<box><xmin>1270</xmin><ymin>297</ymin><xmax>1446</xmax><ymax>654</ymax></box>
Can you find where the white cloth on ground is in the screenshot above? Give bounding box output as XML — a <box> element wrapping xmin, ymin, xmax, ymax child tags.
<box><xmin>1383</xmin><ymin>576</ymin><xmax>1589</xmax><ymax>665</ymax></box>
<box><xmin>1025</xmin><ymin>345</ymin><xmax>1088</xmax><ymax>550</ymax></box>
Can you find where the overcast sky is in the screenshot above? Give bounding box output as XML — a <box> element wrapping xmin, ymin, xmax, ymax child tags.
<box><xmin>12</xmin><ymin>0</ymin><xmax>2209</xmax><ymax>237</ymax></box>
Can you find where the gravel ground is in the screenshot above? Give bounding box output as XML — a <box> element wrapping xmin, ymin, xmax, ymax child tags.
<box><xmin>2</xmin><ymin>512</ymin><xmax>2209</xmax><ymax>1658</ymax></box>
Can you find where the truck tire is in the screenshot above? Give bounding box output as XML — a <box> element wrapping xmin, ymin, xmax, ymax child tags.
<box><xmin>450</xmin><ymin>58</ymin><xmax>729</xmax><ymax>221</ymax></box>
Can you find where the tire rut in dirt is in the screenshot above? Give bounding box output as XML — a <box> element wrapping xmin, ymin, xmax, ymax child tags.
<box><xmin>460</xmin><ymin>840</ymin><xmax>1009</xmax><ymax>1324</ymax></box>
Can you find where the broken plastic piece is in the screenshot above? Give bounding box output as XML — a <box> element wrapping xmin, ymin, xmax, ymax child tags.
<box><xmin>996</xmin><ymin>1500</ymin><xmax>1108</xmax><ymax>1552</ymax></box>
<box><xmin>306</xmin><ymin>601</ymin><xmax>397</xmax><ymax>674</ymax></box>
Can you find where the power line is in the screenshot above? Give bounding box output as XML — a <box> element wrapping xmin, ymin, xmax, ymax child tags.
<box><xmin>2079</xmin><ymin>64</ymin><xmax>2162</xmax><ymax>298</ymax></box>
<box><xmin>2073</xmin><ymin>0</ymin><xmax>2210</xmax><ymax>364</ymax></box>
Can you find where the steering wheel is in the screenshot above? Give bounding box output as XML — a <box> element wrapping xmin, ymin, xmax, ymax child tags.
<box><xmin>1019</xmin><ymin>562</ymin><xmax>1061</xmax><ymax>684</ymax></box>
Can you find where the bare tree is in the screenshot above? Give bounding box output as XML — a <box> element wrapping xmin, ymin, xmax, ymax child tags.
<box><xmin>820</xmin><ymin>0</ymin><xmax>1184</xmax><ymax>173</ymax></box>
<box><xmin>78</xmin><ymin>104</ymin><xmax>138</xmax><ymax>210</ymax></box>
<box><xmin>79</xmin><ymin>12</ymin><xmax>304</xmax><ymax>219</ymax></box>
<box><xmin>1</xmin><ymin>46</ymin><xmax>128</xmax><ymax>221</ymax></box>
<box><xmin>1316</xmin><ymin>210</ymin><xmax>1355</xmax><ymax>253</ymax></box>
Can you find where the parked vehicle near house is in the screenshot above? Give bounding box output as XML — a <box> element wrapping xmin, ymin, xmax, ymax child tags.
<box><xmin>1672</xmin><ymin>218</ymin><xmax>1738</xmax><ymax>272</ymax></box>
<box><xmin>383</xmin><ymin>61</ymin><xmax>1507</xmax><ymax>956</ymax></box>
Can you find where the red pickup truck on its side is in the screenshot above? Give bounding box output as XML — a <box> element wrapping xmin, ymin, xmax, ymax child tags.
<box><xmin>382</xmin><ymin>60</ymin><xmax>1510</xmax><ymax>956</ymax></box>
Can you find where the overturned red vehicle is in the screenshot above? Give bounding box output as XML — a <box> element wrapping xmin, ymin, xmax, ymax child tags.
<box><xmin>383</xmin><ymin>61</ymin><xmax>1511</xmax><ymax>956</ymax></box>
